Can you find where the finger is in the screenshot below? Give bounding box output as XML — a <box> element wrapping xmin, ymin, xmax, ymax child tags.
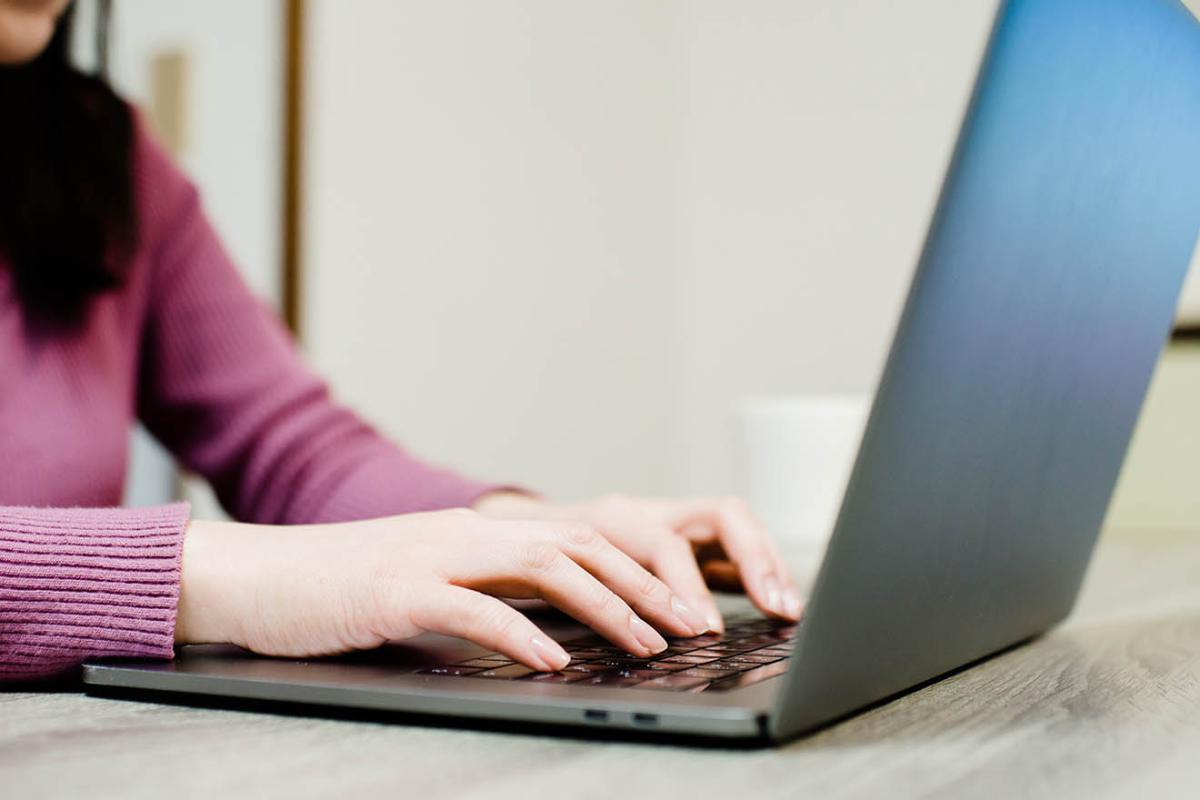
<box><xmin>552</xmin><ymin>522</ymin><xmax>710</xmax><ymax>638</ymax></box>
<box><xmin>526</xmin><ymin>546</ymin><xmax>668</xmax><ymax>657</ymax></box>
<box><xmin>459</xmin><ymin>534</ymin><xmax>670</xmax><ymax>657</ymax></box>
<box><xmin>644</xmin><ymin>532</ymin><xmax>725</xmax><ymax>634</ymax></box>
<box><xmin>409</xmin><ymin>584</ymin><xmax>570</xmax><ymax>671</ymax></box>
<box><xmin>669</xmin><ymin>498</ymin><xmax>802</xmax><ymax>620</ymax></box>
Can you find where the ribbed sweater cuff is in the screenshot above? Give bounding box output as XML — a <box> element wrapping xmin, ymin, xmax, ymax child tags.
<box><xmin>0</xmin><ymin>503</ymin><xmax>190</xmax><ymax>682</ymax></box>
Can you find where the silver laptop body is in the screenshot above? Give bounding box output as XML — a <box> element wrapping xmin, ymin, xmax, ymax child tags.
<box><xmin>83</xmin><ymin>0</ymin><xmax>1200</xmax><ymax>743</ymax></box>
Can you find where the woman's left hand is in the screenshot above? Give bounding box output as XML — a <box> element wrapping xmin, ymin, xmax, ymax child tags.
<box><xmin>473</xmin><ymin>492</ymin><xmax>803</xmax><ymax>634</ymax></box>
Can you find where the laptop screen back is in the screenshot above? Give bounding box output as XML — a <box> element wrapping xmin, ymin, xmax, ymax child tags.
<box><xmin>774</xmin><ymin>0</ymin><xmax>1200</xmax><ymax>738</ymax></box>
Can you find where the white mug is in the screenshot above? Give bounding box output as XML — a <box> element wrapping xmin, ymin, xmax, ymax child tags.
<box><xmin>739</xmin><ymin>395</ymin><xmax>871</xmax><ymax>553</ymax></box>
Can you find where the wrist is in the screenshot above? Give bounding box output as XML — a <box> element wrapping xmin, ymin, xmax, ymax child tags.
<box><xmin>471</xmin><ymin>490</ymin><xmax>547</xmax><ymax>519</ymax></box>
<box><xmin>175</xmin><ymin>519</ymin><xmax>249</xmax><ymax>646</ymax></box>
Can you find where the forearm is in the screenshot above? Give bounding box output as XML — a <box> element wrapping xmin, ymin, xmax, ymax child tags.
<box><xmin>174</xmin><ymin>517</ymin><xmax>389</xmax><ymax>656</ymax></box>
<box><xmin>0</xmin><ymin>504</ymin><xmax>189</xmax><ymax>682</ymax></box>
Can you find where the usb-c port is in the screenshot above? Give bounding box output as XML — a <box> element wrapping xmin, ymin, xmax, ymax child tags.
<box><xmin>583</xmin><ymin>709</ymin><xmax>609</xmax><ymax>723</ymax></box>
<box><xmin>632</xmin><ymin>713</ymin><xmax>659</xmax><ymax>726</ymax></box>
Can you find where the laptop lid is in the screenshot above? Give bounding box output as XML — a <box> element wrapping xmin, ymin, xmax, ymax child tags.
<box><xmin>771</xmin><ymin>0</ymin><xmax>1200</xmax><ymax>739</ymax></box>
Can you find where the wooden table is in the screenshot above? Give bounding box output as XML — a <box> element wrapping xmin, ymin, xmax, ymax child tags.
<box><xmin>3</xmin><ymin>530</ymin><xmax>1199</xmax><ymax>799</ymax></box>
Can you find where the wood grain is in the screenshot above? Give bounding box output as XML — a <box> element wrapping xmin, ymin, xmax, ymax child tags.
<box><xmin>2</xmin><ymin>530</ymin><xmax>1198</xmax><ymax>800</ymax></box>
<box><xmin>281</xmin><ymin>0</ymin><xmax>306</xmax><ymax>337</ymax></box>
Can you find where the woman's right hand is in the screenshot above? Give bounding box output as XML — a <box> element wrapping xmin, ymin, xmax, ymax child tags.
<box><xmin>175</xmin><ymin>509</ymin><xmax>713</xmax><ymax>671</ymax></box>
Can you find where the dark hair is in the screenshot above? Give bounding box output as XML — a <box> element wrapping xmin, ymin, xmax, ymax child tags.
<box><xmin>0</xmin><ymin>1</ymin><xmax>135</xmax><ymax>325</ymax></box>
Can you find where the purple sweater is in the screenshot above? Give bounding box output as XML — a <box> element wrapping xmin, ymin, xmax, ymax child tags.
<box><xmin>0</xmin><ymin>122</ymin><xmax>497</xmax><ymax>682</ymax></box>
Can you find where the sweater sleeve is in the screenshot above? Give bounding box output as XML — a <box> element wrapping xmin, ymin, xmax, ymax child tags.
<box><xmin>0</xmin><ymin>503</ymin><xmax>188</xmax><ymax>682</ymax></box>
<box><xmin>133</xmin><ymin>129</ymin><xmax>502</xmax><ymax>524</ymax></box>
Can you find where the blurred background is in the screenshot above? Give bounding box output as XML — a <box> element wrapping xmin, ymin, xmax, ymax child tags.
<box><xmin>87</xmin><ymin>0</ymin><xmax>1199</xmax><ymax>534</ymax></box>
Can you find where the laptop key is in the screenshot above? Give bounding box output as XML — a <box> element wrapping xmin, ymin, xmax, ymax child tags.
<box><xmin>718</xmin><ymin>660</ymin><xmax>773</xmax><ymax>672</ymax></box>
<box><xmin>419</xmin><ymin>665</ymin><xmax>486</xmax><ymax>676</ymax></box>
<box><xmin>474</xmin><ymin>664</ymin><xmax>538</xmax><ymax>679</ymax></box>
<box><xmin>691</xmin><ymin>661</ymin><xmax>745</xmax><ymax>672</ymax></box>
<box><xmin>563</xmin><ymin>662</ymin><xmax>612</xmax><ymax>673</ymax></box>
<box><xmin>727</xmin><ymin>653</ymin><xmax>785</xmax><ymax>665</ymax></box>
<box><xmin>723</xmin><ymin>637</ymin><xmax>766</xmax><ymax>648</ymax></box>
<box><xmin>666</xmin><ymin>634</ymin><xmax>723</xmax><ymax>648</ymax></box>
<box><xmin>614</xmin><ymin>669</ymin><xmax>667</xmax><ymax>680</ymax></box>
<box><xmin>456</xmin><ymin>658</ymin><xmax>511</xmax><ymax>668</ymax></box>
<box><xmin>651</xmin><ymin>651</ymin><xmax>692</xmax><ymax>661</ymax></box>
<box><xmin>674</xmin><ymin>667</ymin><xmax>735</xmax><ymax>680</ymax></box>
<box><xmin>700</xmin><ymin>662</ymin><xmax>744</xmax><ymax>676</ymax></box>
<box><xmin>593</xmin><ymin>658</ymin><xmax>651</xmax><ymax>669</ymax></box>
<box><xmin>660</xmin><ymin>654</ymin><xmax>718</xmax><ymax>665</ymax></box>
<box><xmin>740</xmin><ymin>634</ymin><xmax>783</xmax><ymax>646</ymax></box>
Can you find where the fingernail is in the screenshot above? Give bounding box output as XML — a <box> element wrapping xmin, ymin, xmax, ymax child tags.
<box><xmin>783</xmin><ymin>587</ymin><xmax>803</xmax><ymax>620</ymax></box>
<box><xmin>530</xmin><ymin>635</ymin><xmax>570</xmax><ymax>671</ymax></box>
<box><xmin>629</xmin><ymin>613</ymin><xmax>668</xmax><ymax>655</ymax></box>
<box><xmin>763</xmin><ymin>573</ymin><xmax>784</xmax><ymax>616</ymax></box>
<box><xmin>704</xmin><ymin>607</ymin><xmax>725</xmax><ymax>635</ymax></box>
<box><xmin>670</xmin><ymin>595</ymin><xmax>708</xmax><ymax>635</ymax></box>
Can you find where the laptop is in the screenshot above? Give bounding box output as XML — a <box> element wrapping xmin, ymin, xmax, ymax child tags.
<box><xmin>83</xmin><ymin>0</ymin><xmax>1200</xmax><ymax>744</ymax></box>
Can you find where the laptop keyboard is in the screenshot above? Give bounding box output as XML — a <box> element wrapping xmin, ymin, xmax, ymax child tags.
<box><xmin>419</xmin><ymin>614</ymin><xmax>797</xmax><ymax>692</ymax></box>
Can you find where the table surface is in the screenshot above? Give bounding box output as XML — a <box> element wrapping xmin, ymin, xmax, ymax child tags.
<box><xmin>4</xmin><ymin>529</ymin><xmax>1199</xmax><ymax>800</ymax></box>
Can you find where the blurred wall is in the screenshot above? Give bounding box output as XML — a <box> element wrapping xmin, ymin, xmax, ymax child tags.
<box><xmin>671</xmin><ymin>0</ymin><xmax>1000</xmax><ymax>492</ymax></box>
<box><xmin>104</xmin><ymin>1</ymin><xmax>283</xmax><ymax>304</ymax></box>
<box><xmin>1109</xmin><ymin>342</ymin><xmax>1200</xmax><ymax>533</ymax></box>
<box><xmin>303</xmin><ymin>0</ymin><xmax>682</xmax><ymax>498</ymax></box>
<box><xmin>301</xmin><ymin>0</ymin><xmax>1002</xmax><ymax>499</ymax></box>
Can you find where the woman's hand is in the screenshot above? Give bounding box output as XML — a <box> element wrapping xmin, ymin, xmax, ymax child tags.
<box><xmin>473</xmin><ymin>493</ymin><xmax>803</xmax><ymax>634</ymax></box>
<box><xmin>175</xmin><ymin>509</ymin><xmax>712</xmax><ymax>671</ymax></box>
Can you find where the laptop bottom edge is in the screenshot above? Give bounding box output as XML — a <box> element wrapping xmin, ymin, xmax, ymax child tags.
<box><xmin>81</xmin><ymin>664</ymin><xmax>772</xmax><ymax>744</ymax></box>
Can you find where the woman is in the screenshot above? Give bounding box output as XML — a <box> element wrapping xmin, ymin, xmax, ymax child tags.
<box><xmin>0</xmin><ymin>0</ymin><xmax>801</xmax><ymax>682</ymax></box>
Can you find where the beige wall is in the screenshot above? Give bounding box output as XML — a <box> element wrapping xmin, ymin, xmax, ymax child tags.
<box><xmin>301</xmin><ymin>1</ymin><xmax>1199</xmax><ymax>515</ymax></box>
<box><xmin>301</xmin><ymin>0</ymin><xmax>997</xmax><ymax>498</ymax></box>
<box><xmin>302</xmin><ymin>0</ymin><xmax>681</xmax><ymax>497</ymax></box>
<box><xmin>670</xmin><ymin>0</ymin><xmax>997</xmax><ymax>492</ymax></box>
<box><xmin>1108</xmin><ymin>343</ymin><xmax>1200</xmax><ymax>534</ymax></box>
